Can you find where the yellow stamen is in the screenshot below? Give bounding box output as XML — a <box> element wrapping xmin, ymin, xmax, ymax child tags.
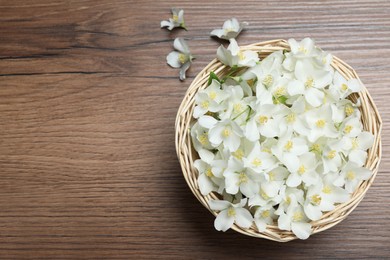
<box><xmin>209</xmin><ymin>91</ymin><xmax>217</xmax><ymax>100</ymax></box>
<box><xmin>172</xmin><ymin>14</ymin><xmax>179</xmax><ymax>22</ymax></box>
<box><xmin>261</xmin><ymin>210</ymin><xmax>270</xmax><ymax>218</ymax></box>
<box><xmin>238</xmin><ymin>52</ymin><xmax>245</xmax><ymax>61</ymax></box>
<box><xmin>298</xmin><ymin>165</ymin><xmax>306</xmax><ymax>175</ymax></box>
<box><xmin>274</xmin><ymin>87</ymin><xmax>286</xmax><ymax>97</ymax></box>
<box><xmin>227</xmin><ymin>207</ymin><xmax>236</xmax><ymax>217</ymax></box>
<box><xmin>286</xmin><ymin>113</ymin><xmax>296</xmax><ymax>123</ymax></box>
<box><xmin>199</xmin><ymin>133</ymin><xmax>208</xmax><ymax>145</ymax></box>
<box><xmin>311</xmin><ymin>143</ymin><xmax>321</xmax><ymax>153</ymax></box>
<box><xmin>222</xmin><ymin>128</ymin><xmax>231</xmax><ymax>137</ymax></box>
<box><xmin>257</xmin><ymin>115</ymin><xmax>268</xmax><ymax>125</ymax></box>
<box><xmin>238</xmin><ymin>172</ymin><xmax>248</xmax><ymax>184</ymax></box>
<box><xmin>305</xmin><ymin>77</ymin><xmax>314</xmax><ymax>88</ymax></box>
<box><xmin>262</xmin><ymin>74</ymin><xmax>273</xmax><ymax>87</ymax></box>
<box><xmin>299</xmin><ymin>46</ymin><xmax>308</xmax><ymax>53</ymax></box>
<box><xmin>327</xmin><ymin>150</ymin><xmax>336</xmax><ymax>159</ymax></box>
<box><xmin>344</xmin><ymin>125</ymin><xmax>353</xmax><ymax>134</ymax></box>
<box><xmin>178</xmin><ymin>53</ymin><xmax>187</xmax><ymax>64</ymax></box>
<box><xmin>284</xmin><ymin>140</ymin><xmax>293</xmax><ymax>152</ymax></box>
<box><xmin>252</xmin><ymin>158</ymin><xmax>262</xmax><ymax>167</ymax></box>
<box><xmin>316</xmin><ymin>119</ymin><xmax>326</xmax><ymax>128</ymax></box>
<box><xmin>233</xmin><ymin>103</ymin><xmax>243</xmax><ymax>113</ymax></box>
<box><xmin>341</xmin><ymin>83</ymin><xmax>348</xmax><ymax>91</ymax></box>
<box><xmin>346</xmin><ymin>171</ymin><xmax>355</xmax><ymax>181</ymax></box>
<box><xmin>268</xmin><ymin>172</ymin><xmax>275</xmax><ymax>181</ymax></box>
<box><xmin>293</xmin><ymin>211</ymin><xmax>304</xmax><ymax>222</ymax></box>
<box><xmin>352</xmin><ymin>138</ymin><xmax>359</xmax><ymax>149</ymax></box>
<box><xmin>322</xmin><ymin>185</ymin><xmax>332</xmax><ymax>194</ymax></box>
<box><xmin>232</xmin><ymin>149</ymin><xmax>244</xmax><ymax>160</ymax></box>
<box><xmin>201</xmin><ymin>101</ymin><xmax>209</xmax><ymax>109</ymax></box>
<box><xmin>311</xmin><ymin>194</ymin><xmax>322</xmax><ymax>206</ymax></box>
<box><xmin>261</xmin><ymin>190</ymin><xmax>270</xmax><ymax>200</ymax></box>
<box><xmin>205</xmin><ymin>168</ymin><xmax>214</xmax><ymax>177</ymax></box>
<box><xmin>345</xmin><ymin>105</ymin><xmax>354</xmax><ymax>116</ymax></box>
<box><xmin>262</xmin><ymin>147</ymin><xmax>271</xmax><ymax>154</ymax></box>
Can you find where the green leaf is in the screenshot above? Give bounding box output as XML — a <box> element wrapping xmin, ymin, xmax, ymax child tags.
<box><xmin>208</xmin><ymin>71</ymin><xmax>221</xmax><ymax>85</ymax></box>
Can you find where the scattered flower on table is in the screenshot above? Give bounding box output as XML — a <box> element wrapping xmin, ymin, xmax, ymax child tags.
<box><xmin>160</xmin><ymin>8</ymin><xmax>187</xmax><ymax>30</ymax></box>
<box><xmin>210</xmin><ymin>18</ymin><xmax>248</xmax><ymax>40</ymax></box>
<box><xmin>166</xmin><ymin>38</ymin><xmax>194</xmax><ymax>81</ymax></box>
<box><xmin>191</xmin><ymin>37</ymin><xmax>374</xmax><ymax>239</ymax></box>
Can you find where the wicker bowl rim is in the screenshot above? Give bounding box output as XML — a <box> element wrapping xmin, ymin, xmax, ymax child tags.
<box><xmin>175</xmin><ymin>39</ymin><xmax>382</xmax><ymax>242</ymax></box>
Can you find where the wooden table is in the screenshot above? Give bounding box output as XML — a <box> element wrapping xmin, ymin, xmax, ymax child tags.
<box><xmin>0</xmin><ymin>0</ymin><xmax>389</xmax><ymax>258</ymax></box>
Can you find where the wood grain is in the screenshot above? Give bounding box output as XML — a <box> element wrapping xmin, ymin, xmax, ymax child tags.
<box><xmin>0</xmin><ymin>0</ymin><xmax>389</xmax><ymax>258</ymax></box>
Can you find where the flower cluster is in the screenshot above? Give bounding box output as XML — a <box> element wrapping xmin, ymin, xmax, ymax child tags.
<box><xmin>161</xmin><ymin>10</ymin><xmax>247</xmax><ymax>81</ymax></box>
<box><xmin>191</xmin><ymin>38</ymin><xmax>374</xmax><ymax>239</ymax></box>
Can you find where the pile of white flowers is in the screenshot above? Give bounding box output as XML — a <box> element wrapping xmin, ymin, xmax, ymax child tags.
<box><xmin>191</xmin><ymin>38</ymin><xmax>374</xmax><ymax>239</ymax></box>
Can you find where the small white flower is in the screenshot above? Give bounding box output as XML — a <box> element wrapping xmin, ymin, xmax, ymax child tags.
<box><xmin>271</xmin><ymin>134</ymin><xmax>309</xmax><ymax>168</ymax></box>
<box><xmin>344</xmin><ymin>132</ymin><xmax>374</xmax><ymax>167</ymax></box>
<box><xmin>209</xmin><ymin>198</ymin><xmax>253</xmax><ymax>231</ymax></box>
<box><xmin>287</xmin><ymin>59</ymin><xmax>333</xmax><ymax>107</ymax></box>
<box><xmin>302</xmin><ymin>104</ymin><xmax>338</xmax><ymax>142</ymax></box>
<box><xmin>166</xmin><ymin>38</ymin><xmax>194</xmax><ymax>81</ymax></box>
<box><xmin>335</xmin><ymin>162</ymin><xmax>372</xmax><ymax>192</ymax></box>
<box><xmin>194</xmin><ymin>149</ymin><xmax>226</xmax><ymax>195</ymax></box>
<box><xmin>254</xmin><ymin>204</ymin><xmax>276</xmax><ymax>232</ymax></box>
<box><xmin>190</xmin><ymin>122</ymin><xmax>213</xmax><ymax>151</ymax></box>
<box><xmin>277</xmin><ymin>202</ymin><xmax>312</xmax><ymax>240</ymax></box>
<box><xmin>217</xmin><ymin>39</ymin><xmax>259</xmax><ymax>68</ymax></box>
<box><xmin>286</xmin><ymin>152</ymin><xmax>319</xmax><ymax>187</ymax></box>
<box><xmin>210</xmin><ymin>18</ymin><xmax>247</xmax><ymax>40</ymax></box>
<box><xmin>224</xmin><ymin>159</ymin><xmax>259</xmax><ymax>198</ymax></box>
<box><xmin>193</xmin><ymin>79</ymin><xmax>228</xmax><ymax>118</ymax></box>
<box><xmin>243</xmin><ymin>142</ymin><xmax>277</xmax><ymax>174</ymax></box>
<box><xmin>160</xmin><ymin>8</ymin><xmax>187</xmax><ymax>30</ymax></box>
<box><xmin>208</xmin><ymin>119</ymin><xmax>243</xmax><ymax>151</ymax></box>
<box><xmin>329</xmin><ymin>71</ymin><xmax>363</xmax><ymax>100</ymax></box>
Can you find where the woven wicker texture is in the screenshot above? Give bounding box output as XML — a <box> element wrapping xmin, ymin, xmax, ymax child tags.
<box><xmin>175</xmin><ymin>39</ymin><xmax>382</xmax><ymax>242</ymax></box>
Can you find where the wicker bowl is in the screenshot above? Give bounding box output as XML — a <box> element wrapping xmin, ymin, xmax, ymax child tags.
<box><xmin>175</xmin><ymin>39</ymin><xmax>382</xmax><ymax>242</ymax></box>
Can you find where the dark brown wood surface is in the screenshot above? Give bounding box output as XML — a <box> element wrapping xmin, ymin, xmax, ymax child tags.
<box><xmin>0</xmin><ymin>0</ymin><xmax>389</xmax><ymax>258</ymax></box>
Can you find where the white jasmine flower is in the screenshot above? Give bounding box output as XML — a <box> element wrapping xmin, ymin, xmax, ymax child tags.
<box><xmin>245</xmin><ymin>104</ymin><xmax>284</xmax><ymax>140</ymax></box>
<box><xmin>279</xmin><ymin>96</ymin><xmax>307</xmax><ymax>136</ymax></box>
<box><xmin>271</xmin><ymin>134</ymin><xmax>309</xmax><ymax>168</ymax></box>
<box><xmin>217</xmin><ymin>39</ymin><xmax>259</xmax><ymax>68</ymax></box>
<box><xmin>194</xmin><ymin>149</ymin><xmax>226</xmax><ymax>195</ymax></box>
<box><xmin>208</xmin><ymin>119</ymin><xmax>243</xmax><ymax>151</ymax></box>
<box><xmin>160</xmin><ymin>8</ymin><xmax>187</xmax><ymax>30</ymax></box>
<box><xmin>287</xmin><ymin>59</ymin><xmax>333</xmax><ymax>107</ymax></box>
<box><xmin>210</xmin><ymin>18</ymin><xmax>248</xmax><ymax>40</ymax></box>
<box><xmin>209</xmin><ymin>198</ymin><xmax>253</xmax><ymax>231</ymax></box>
<box><xmin>303</xmin><ymin>179</ymin><xmax>349</xmax><ymax>221</ymax></box>
<box><xmin>286</xmin><ymin>152</ymin><xmax>319</xmax><ymax>187</ymax></box>
<box><xmin>166</xmin><ymin>38</ymin><xmax>194</xmax><ymax>81</ymax></box>
<box><xmin>277</xmin><ymin>202</ymin><xmax>312</xmax><ymax>240</ymax></box>
<box><xmin>224</xmin><ymin>159</ymin><xmax>259</xmax><ymax>198</ymax></box>
<box><xmin>193</xmin><ymin>79</ymin><xmax>228</xmax><ymax>118</ymax></box>
<box><xmin>340</xmin><ymin>116</ymin><xmax>363</xmax><ymax>138</ymax></box>
<box><xmin>190</xmin><ymin>122</ymin><xmax>214</xmax><ymax>151</ymax></box>
<box><xmin>288</xmin><ymin>37</ymin><xmax>318</xmax><ymax>58</ymax></box>
<box><xmin>335</xmin><ymin>162</ymin><xmax>372</xmax><ymax>192</ymax></box>
<box><xmin>302</xmin><ymin>104</ymin><xmax>338</xmax><ymax>142</ymax></box>
<box><xmin>329</xmin><ymin>71</ymin><xmax>363</xmax><ymax>100</ymax></box>
<box><xmin>275</xmin><ymin>186</ymin><xmax>305</xmax><ymax>215</ymax></box>
<box><xmin>344</xmin><ymin>132</ymin><xmax>374</xmax><ymax>166</ymax></box>
<box><xmin>321</xmin><ymin>138</ymin><xmax>347</xmax><ymax>174</ymax></box>
<box><xmin>243</xmin><ymin>142</ymin><xmax>277</xmax><ymax>174</ymax></box>
<box><xmin>254</xmin><ymin>204</ymin><xmax>276</xmax><ymax>232</ymax></box>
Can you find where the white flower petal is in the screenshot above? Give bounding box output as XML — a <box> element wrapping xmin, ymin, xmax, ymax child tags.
<box><xmin>198</xmin><ymin>174</ymin><xmax>215</xmax><ymax>195</ymax></box>
<box><xmin>174</xmin><ymin>38</ymin><xmax>190</xmax><ymax>54</ymax></box>
<box><xmin>277</xmin><ymin>213</ymin><xmax>291</xmax><ymax>231</ymax></box>
<box><xmin>304</xmin><ymin>204</ymin><xmax>322</xmax><ymax>221</ymax></box>
<box><xmin>214</xmin><ymin>210</ymin><xmax>235</xmax><ymax>231</ymax></box>
<box><xmin>255</xmin><ymin>219</ymin><xmax>267</xmax><ymax>232</ymax></box>
<box><xmin>291</xmin><ymin>222</ymin><xmax>312</xmax><ymax>239</ymax></box>
<box><xmin>210</xmin><ymin>28</ymin><xmax>224</xmax><ymax>38</ymax></box>
<box><xmin>235</xmin><ymin>208</ymin><xmax>254</xmax><ymax>228</ymax></box>
<box><xmin>166</xmin><ymin>51</ymin><xmax>182</xmax><ymax>68</ymax></box>
<box><xmin>305</xmin><ymin>88</ymin><xmax>324</xmax><ymax>107</ymax></box>
<box><xmin>198</xmin><ymin>116</ymin><xmax>218</xmax><ymax>129</ymax></box>
<box><xmin>208</xmin><ymin>200</ymin><xmax>231</xmax><ymax>211</ymax></box>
